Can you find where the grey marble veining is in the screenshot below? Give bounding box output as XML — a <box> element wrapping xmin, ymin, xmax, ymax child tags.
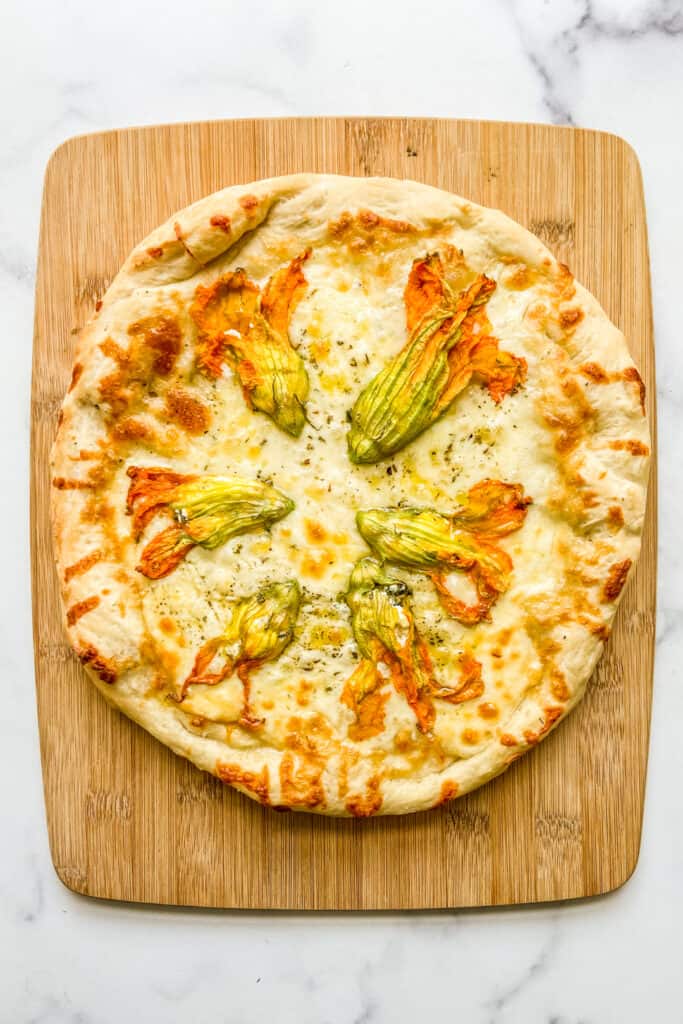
<box><xmin>510</xmin><ymin>0</ymin><xmax>683</xmax><ymax>123</ymax></box>
<box><xmin>2</xmin><ymin>0</ymin><xmax>682</xmax><ymax>1020</ymax></box>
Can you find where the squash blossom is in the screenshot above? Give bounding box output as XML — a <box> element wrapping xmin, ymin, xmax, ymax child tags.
<box><xmin>341</xmin><ymin>558</ymin><xmax>484</xmax><ymax>739</ymax></box>
<box><xmin>127</xmin><ymin>466</ymin><xmax>294</xmax><ymax>579</ymax></box>
<box><xmin>181</xmin><ymin>581</ymin><xmax>301</xmax><ymax>727</ymax></box>
<box><xmin>191</xmin><ymin>251</ymin><xmax>311</xmax><ymax>436</ymax></box>
<box><xmin>356</xmin><ymin>480</ymin><xmax>531</xmax><ymax>624</ymax></box>
<box><xmin>342</xmin><ymin>558</ymin><xmax>436</xmax><ymax>736</ymax></box>
<box><xmin>347</xmin><ymin>249</ymin><xmax>526</xmax><ymax>463</ymax></box>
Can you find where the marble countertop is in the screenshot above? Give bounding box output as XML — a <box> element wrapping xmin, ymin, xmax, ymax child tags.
<box><xmin>3</xmin><ymin>0</ymin><xmax>680</xmax><ymax>1020</ymax></box>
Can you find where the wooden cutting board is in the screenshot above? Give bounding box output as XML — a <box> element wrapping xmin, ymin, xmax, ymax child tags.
<box><xmin>31</xmin><ymin>118</ymin><xmax>657</xmax><ymax>909</ymax></box>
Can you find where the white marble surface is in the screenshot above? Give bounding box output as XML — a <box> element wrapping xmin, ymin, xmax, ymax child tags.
<box><xmin>2</xmin><ymin>0</ymin><xmax>681</xmax><ymax>1019</ymax></box>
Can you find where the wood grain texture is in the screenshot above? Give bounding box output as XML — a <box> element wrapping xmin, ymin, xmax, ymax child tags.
<box><xmin>31</xmin><ymin>118</ymin><xmax>657</xmax><ymax>910</ymax></box>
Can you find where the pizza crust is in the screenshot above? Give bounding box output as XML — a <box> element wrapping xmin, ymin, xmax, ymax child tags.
<box><xmin>52</xmin><ymin>175</ymin><xmax>650</xmax><ymax>814</ymax></box>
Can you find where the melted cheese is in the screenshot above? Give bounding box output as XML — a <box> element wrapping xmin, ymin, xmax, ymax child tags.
<box><xmin>118</xmin><ymin>238</ymin><xmax>579</xmax><ymax>753</ymax></box>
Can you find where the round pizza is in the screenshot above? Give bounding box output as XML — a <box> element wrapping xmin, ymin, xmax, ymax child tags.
<box><xmin>51</xmin><ymin>174</ymin><xmax>650</xmax><ymax>816</ymax></box>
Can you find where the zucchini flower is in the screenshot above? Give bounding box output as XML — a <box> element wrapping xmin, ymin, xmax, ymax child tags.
<box><xmin>347</xmin><ymin>249</ymin><xmax>526</xmax><ymax>463</ymax></box>
<box><xmin>356</xmin><ymin>480</ymin><xmax>530</xmax><ymax>624</ymax></box>
<box><xmin>342</xmin><ymin>558</ymin><xmax>486</xmax><ymax>738</ymax></box>
<box><xmin>342</xmin><ymin>558</ymin><xmax>436</xmax><ymax>736</ymax></box>
<box><xmin>127</xmin><ymin>466</ymin><xmax>294</xmax><ymax>579</ymax></box>
<box><xmin>182</xmin><ymin>581</ymin><xmax>301</xmax><ymax>728</ymax></box>
<box><xmin>191</xmin><ymin>252</ymin><xmax>311</xmax><ymax>436</ymax></box>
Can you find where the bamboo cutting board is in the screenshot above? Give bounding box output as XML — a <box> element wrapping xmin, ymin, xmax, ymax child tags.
<box><xmin>31</xmin><ymin>118</ymin><xmax>657</xmax><ymax>909</ymax></box>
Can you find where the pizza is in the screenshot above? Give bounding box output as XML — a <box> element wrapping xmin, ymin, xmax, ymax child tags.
<box><xmin>51</xmin><ymin>174</ymin><xmax>650</xmax><ymax>816</ymax></box>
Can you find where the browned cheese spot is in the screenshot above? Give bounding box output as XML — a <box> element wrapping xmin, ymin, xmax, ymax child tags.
<box><xmin>97</xmin><ymin>316</ymin><xmax>182</xmax><ymax>421</ymax></box>
<box><xmin>503</xmin><ymin>264</ymin><xmax>538</xmax><ymax>291</ymax></box>
<box><xmin>608</xmin><ymin>505</ymin><xmax>625</xmax><ymax>529</ymax></box>
<box><xmin>548</xmin><ymin>375</ymin><xmax>596</xmax><ymax>455</ymax></box>
<box><xmin>52</xmin><ymin>476</ymin><xmax>94</xmax><ymax>490</ymax></box>
<box><xmin>550</xmin><ymin>670</ymin><xmax>570</xmax><ymax>702</ymax></box>
<box><xmin>111</xmin><ymin>417</ymin><xmax>152</xmax><ymax>442</ymax></box>
<box><xmin>216</xmin><ymin>762</ymin><xmax>270</xmax><ymax>804</ymax></box>
<box><xmin>609</xmin><ymin>439</ymin><xmax>649</xmax><ymax>456</ymax></box>
<box><xmin>559</xmin><ymin>308</ymin><xmax>584</xmax><ymax>330</ymax></box>
<box><xmin>64</xmin><ymin>550</ymin><xmax>103</xmax><ymax>582</ymax></box>
<box><xmin>601</xmin><ymin>559</ymin><xmax>632</xmax><ymax>603</ymax></box>
<box><xmin>525</xmin><ymin>706</ymin><xmax>564</xmax><ymax>745</ymax></box>
<box><xmin>210</xmin><ymin>214</ymin><xmax>231</xmax><ymax>233</ymax></box>
<box><xmin>338</xmin><ymin>748</ymin><xmax>360</xmax><ymax>800</ymax></box>
<box><xmin>580</xmin><ymin>362</ymin><xmax>609</xmax><ymax>384</ymax></box>
<box><xmin>461</xmin><ymin>728</ymin><xmax>480</xmax><ymax>745</ymax></box>
<box><xmin>622</xmin><ymin>367</ymin><xmax>646</xmax><ymax>414</ymax></box>
<box><xmin>66</xmin><ymin>595</ymin><xmax>100</xmax><ymax>625</ymax></box>
<box><xmin>76</xmin><ymin>643</ymin><xmax>118</xmax><ymax>684</ymax></box>
<box><xmin>69</xmin><ymin>363</ymin><xmax>83</xmax><ymax>391</ymax></box>
<box><xmin>296</xmin><ymin>679</ymin><xmax>314</xmax><ymax>708</ymax></box>
<box><xmin>239</xmin><ymin>194</ymin><xmax>260</xmax><ymax>214</ymax></box>
<box><xmin>127</xmin><ymin>316</ymin><xmax>182</xmax><ymax>376</ymax></box>
<box><xmin>300</xmin><ymin>551</ymin><xmax>335</xmax><ymax>579</ymax></box>
<box><xmin>70</xmin><ymin>449</ymin><xmax>100</xmax><ymax>462</ymax></box>
<box><xmin>304</xmin><ymin>518</ymin><xmax>327</xmax><ymax>543</ymax></box>
<box><xmin>279</xmin><ymin>752</ymin><xmax>326</xmax><ymax>809</ymax></box>
<box><xmin>434</xmin><ymin>780</ymin><xmax>460</xmax><ymax>806</ymax></box>
<box><xmin>327</xmin><ymin>208</ymin><xmax>420</xmax><ymax>255</ymax></box>
<box><xmin>164</xmin><ymin>387</ymin><xmax>211</xmax><ymax>434</ymax></box>
<box><xmin>346</xmin><ymin>774</ymin><xmax>383</xmax><ymax>817</ymax></box>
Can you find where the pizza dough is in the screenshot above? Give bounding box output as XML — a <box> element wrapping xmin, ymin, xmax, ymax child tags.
<box><xmin>51</xmin><ymin>175</ymin><xmax>650</xmax><ymax>815</ymax></box>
